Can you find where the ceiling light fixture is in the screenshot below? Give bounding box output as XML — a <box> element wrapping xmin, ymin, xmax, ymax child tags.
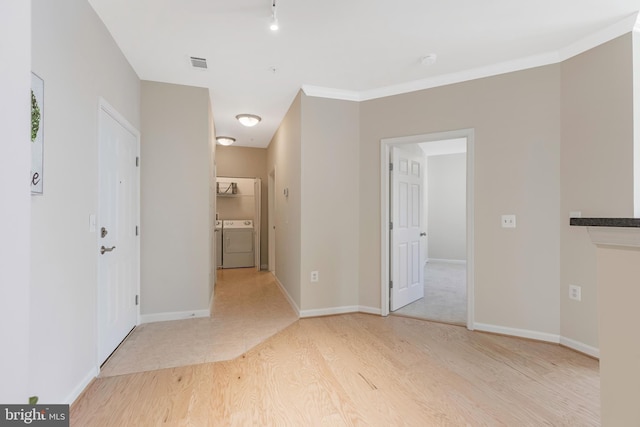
<box><xmin>270</xmin><ymin>0</ymin><xmax>279</xmax><ymax>31</ymax></box>
<box><xmin>236</xmin><ymin>114</ymin><xmax>262</xmax><ymax>127</ymax></box>
<box><xmin>216</xmin><ymin>136</ymin><xmax>236</xmax><ymax>146</ymax></box>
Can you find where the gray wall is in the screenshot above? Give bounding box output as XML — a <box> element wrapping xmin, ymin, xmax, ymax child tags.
<box><xmin>267</xmin><ymin>92</ymin><xmax>303</xmax><ymax>309</ymax></box>
<box><xmin>0</xmin><ymin>0</ymin><xmax>31</xmax><ymax>404</ymax></box>
<box><xmin>216</xmin><ymin>146</ymin><xmax>268</xmax><ymax>268</ymax></box>
<box><xmin>359</xmin><ymin>64</ymin><xmax>562</xmax><ymax>335</ymax></box>
<box><xmin>300</xmin><ymin>95</ymin><xmax>360</xmax><ymax>313</ymax></box>
<box><xmin>30</xmin><ymin>0</ymin><xmax>141</xmax><ymax>402</ymax></box>
<box><xmin>427</xmin><ymin>153</ymin><xmax>466</xmax><ymax>261</ymax></box>
<box><xmin>560</xmin><ymin>34</ymin><xmax>634</xmax><ymax>349</ymax></box>
<box><xmin>140</xmin><ymin>81</ymin><xmax>212</xmax><ymax>317</ymax></box>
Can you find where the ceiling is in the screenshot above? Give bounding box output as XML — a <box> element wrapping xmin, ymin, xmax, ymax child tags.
<box><xmin>88</xmin><ymin>0</ymin><xmax>640</xmax><ymax>149</ymax></box>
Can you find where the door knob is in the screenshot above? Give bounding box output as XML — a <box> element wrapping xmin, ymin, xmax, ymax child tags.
<box><xmin>100</xmin><ymin>245</ymin><xmax>116</xmax><ymax>255</ymax></box>
<box><xmin>420</xmin><ymin>232</ymin><xmax>427</xmax><ymax>236</ymax></box>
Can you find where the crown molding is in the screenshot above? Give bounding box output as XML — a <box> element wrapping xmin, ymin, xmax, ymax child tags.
<box><xmin>301</xmin><ymin>85</ymin><xmax>360</xmax><ymax>101</ymax></box>
<box><xmin>303</xmin><ymin>12</ymin><xmax>639</xmax><ymax>103</ymax></box>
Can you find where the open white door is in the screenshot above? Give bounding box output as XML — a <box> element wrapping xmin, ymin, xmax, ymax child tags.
<box><xmin>390</xmin><ymin>146</ymin><xmax>425</xmax><ymax>311</ymax></box>
<box><xmin>98</xmin><ymin>101</ymin><xmax>139</xmax><ymax>365</ymax></box>
<box><xmin>254</xmin><ymin>178</ymin><xmax>261</xmax><ymax>271</ymax></box>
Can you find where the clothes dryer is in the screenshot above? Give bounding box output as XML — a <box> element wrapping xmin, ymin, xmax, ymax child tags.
<box><xmin>222</xmin><ymin>220</ymin><xmax>254</xmax><ymax>268</ymax></box>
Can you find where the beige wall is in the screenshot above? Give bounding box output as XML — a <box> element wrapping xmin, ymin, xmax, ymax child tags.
<box><xmin>267</xmin><ymin>92</ymin><xmax>303</xmax><ymax>309</ymax></box>
<box><xmin>0</xmin><ymin>0</ymin><xmax>31</xmax><ymax>403</ymax></box>
<box><xmin>427</xmin><ymin>153</ymin><xmax>466</xmax><ymax>261</ymax></box>
<box><xmin>141</xmin><ymin>81</ymin><xmax>211</xmax><ymax>316</ymax></box>
<box><xmin>216</xmin><ymin>146</ymin><xmax>268</xmax><ymax>268</ymax></box>
<box><xmin>30</xmin><ymin>0</ymin><xmax>141</xmax><ymax>402</ymax></box>
<box><xmin>359</xmin><ymin>65</ymin><xmax>562</xmax><ymax>335</ymax></box>
<box><xmin>596</xmin><ymin>245</ymin><xmax>640</xmax><ymax>426</ymax></box>
<box><xmin>300</xmin><ymin>95</ymin><xmax>360</xmax><ymax>312</ymax></box>
<box><xmin>560</xmin><ymin>34</ymin><xmax>634</xmax><ymax>350</ymax></box>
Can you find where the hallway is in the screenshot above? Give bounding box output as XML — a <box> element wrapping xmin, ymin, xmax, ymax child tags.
<box><xmin>99</xmin><ymin>269</ymin><xmax>298</xmax><ymax>377</ymax></box>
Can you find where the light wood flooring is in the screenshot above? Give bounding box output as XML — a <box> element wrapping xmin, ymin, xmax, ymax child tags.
<box><xmin>99</xmin><ymin>269</ymin><xmax>298</xmax><ymax>377</ymax></box>
<box><xmin>73</xmin><ymin>313</ymin><xmax>600</xmax><ymax>425</ymax></box>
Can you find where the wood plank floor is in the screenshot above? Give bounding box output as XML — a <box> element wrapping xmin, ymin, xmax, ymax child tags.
<box><xmin>71</xmin><ymin>313</ymin><xmax>599</xmax><ymax>426</ymax></box>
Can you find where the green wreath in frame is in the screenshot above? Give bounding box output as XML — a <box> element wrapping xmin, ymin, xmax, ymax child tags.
<box><xmin>31</xmin><ymin>89</ymin><xmax>40</xmax><ymax>142</ymax></box>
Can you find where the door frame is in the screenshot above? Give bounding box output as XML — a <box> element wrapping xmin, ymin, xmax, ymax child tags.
<box><xmin>268</xmin><ymin>168</ymin><xmax>276</xmax><ymax>273</ymax></box>
<box><xmin>96</xmin><ymin>97</ymin><xmax>141</xmax><ymax>367</ymax></box>
<box><xmin>380</xmin><ymin>129</ymin><xmax>475</xmax><ymax>330</ymax></box>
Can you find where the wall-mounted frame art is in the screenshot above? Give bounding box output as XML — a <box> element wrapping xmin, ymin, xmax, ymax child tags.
<box><xmin>31</xmin><ymin>72</ymin><xmax>44</xmax><ymax>195</ymax></box>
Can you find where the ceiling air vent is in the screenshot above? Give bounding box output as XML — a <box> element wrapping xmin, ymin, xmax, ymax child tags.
<box><xmin>189</xmin><ymin>56</ymin><xmax>208</xmax><ymax>69</ymax></box>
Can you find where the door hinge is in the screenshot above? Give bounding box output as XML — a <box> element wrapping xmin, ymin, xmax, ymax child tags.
<box><xmin>135</xmin><ymin>225</ymin><xmax>139</xmax><ymax>236</ymax></box>
<box><xmin>135</xmin><ymin>295</ymin><xmax>139</xmax><ymax>306</ymax></box>
<box><xmin>389</xmin><ymin>280</ymin><xmax>393</xmax><ymax>289</ymax></box>
<box><xmin>389</xmin><ymin>162</ymin><xmax>393</xmax><ymax>171</ymax></box>
<box><xmin>390</xmin><ymin>221</ymin><xmax>393</xmax><ymax>230</ymax></box>
<box><xmin>135</xmin><ymin>156</ymin><xmax>139</xmax><ymax>167</ymax></box>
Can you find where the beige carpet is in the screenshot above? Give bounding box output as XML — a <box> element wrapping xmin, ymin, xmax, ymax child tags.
<box><xmin>392</xmin><ymin>261</ymin><xmax>467</xmax><ymax>325</ymax></box>
<box><xmin>99</xmin><ymin>268</ymin><xmax>298</xmax><ymax>377</ymax></box>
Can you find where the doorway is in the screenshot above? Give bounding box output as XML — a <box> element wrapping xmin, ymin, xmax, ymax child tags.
<box><xmin>380</xmin><ymin>129</ymin><xmax>475</xmax><ymax>330</ymax></box>
<box><xmin>97</xmin><ymin>98</ymin><xmax>140</xmax><ymax>366</ymax></box>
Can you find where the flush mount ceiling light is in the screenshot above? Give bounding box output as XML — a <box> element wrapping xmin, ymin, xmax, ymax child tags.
<box><xmin>236</xmin><ymin>114</ymin><xmax>262</xmax><ymax>127</ymax></box>
<box><xmin>216</xmin><ymin>136</ymin><xmax>236</xmax><ymax>146</ymax></box>
<box><xmin>270</xmin><ymin>0</ymin><xmax>279</xmax><ymax>31</ymax></box>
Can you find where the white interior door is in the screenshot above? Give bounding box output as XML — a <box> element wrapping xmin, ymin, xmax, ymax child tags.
<box><xmin>254</xmin><ymin>178</ymin><xmax>261</xmax><ymax>271</ymax></box>
<box><xmin>98</xmin><ymin>102</ymin><xmax>139</xmax><ymax>365</ymax></box>
<box><xmin>390</xmin><ymin>146</ymin><xmax>425</xmax><ymax>311</ymax></box>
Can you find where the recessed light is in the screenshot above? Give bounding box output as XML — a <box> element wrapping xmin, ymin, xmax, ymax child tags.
<box><xmin>236</xmin><ymin>114</ymin><xmax>262</xmax><ymax>127</ymax></box>
<box><xmin>216</xmin><ymin>136</ymin><xmax>235</xmax><ymax>146</ymax></box>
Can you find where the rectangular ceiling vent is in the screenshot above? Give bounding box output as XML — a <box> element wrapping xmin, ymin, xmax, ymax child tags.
<box><xmin>189</xmin><ymin>56</ymin><xmax>208</xmax><ymax>69</ymax></box>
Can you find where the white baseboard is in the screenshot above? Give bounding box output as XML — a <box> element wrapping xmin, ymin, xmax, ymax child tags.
<box><xmin>358</xmin><ymin>306</ymin><xmax>382</xmax><ymax>315</ymax></box>
<box><xmin>474</xmin><ymin>322</ymin><xmax>560</xmax><ymax>344</ymax></box>
<box><xmin>559</xmin><ymin>336</ymin><xmax>600</xmax><ymax>359</ymax></box>
<box><xmin>273</xmin><ymin>275</ymin><xmax>300</xmax><ymax>316</ymax></box>
<box><xmin>300</xmin><ymin>305</ymin><xmax>360</xmax><ymax>318</ymax></box>
<box><xmin>140</xmin><ymin>309</ymin><xmax>210</xmax><ymax>324</ymax></box>
<box><xmin>427</xmin><ymin>258</ymin><xmax>467</xmax><ymax>265</ymax></box>
<box><xmin>65</xmin><ymin>366</ymin><xmax>98</xmax><ymax>405</ymax></box>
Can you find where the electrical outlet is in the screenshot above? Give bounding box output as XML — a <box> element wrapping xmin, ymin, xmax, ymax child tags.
<box><xmin>501</xmin><ymin>214</ymin><xmax>516</xmax><ymax>228</ymax></box>
<box><xmin>569</xmin><ymin>285</ymin><xmax>582</xmax><ymax>301</ymax></box>
<box><xmin>310</xmin><ymin>271</ymin><xmax>319</xmax><ymax>283</ymax></box>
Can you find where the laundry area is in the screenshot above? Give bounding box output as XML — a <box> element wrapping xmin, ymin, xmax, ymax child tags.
<box><xmin>216</xmin><ymin>177</ymin><xmax>261</xmax><ymax>270</ymax></box>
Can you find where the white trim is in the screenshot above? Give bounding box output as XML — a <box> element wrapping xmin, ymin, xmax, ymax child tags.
<box><xmin>303</xmin><ymin>14</ymin><xmax>638</xmax><ymax>103</ymax></box>
<box><xmin>358</xmin><ymin>306</ymin><xmax>382</xmax><ymax>315</ymax></box>
<box><xmin>427</xmin><ymin>258</ymin><xmax>467</xmax><ymax>265</ymax></box>
<box><xmin>380</xmin><ymin>129</ymin><xmax>475</xmax><ymax>331</ymax></box>
<box><xmin>475</xmin><ymin>322</ymin><xmax>560</xmax><ymax>343</ymax></box>
<box><xmin>65</xmin><ymin>367</ymin><xmax>98</xmax><ymax>405</ymax></box>
<box><xmin>302</xmin><ymin>85</ymin><xmax>360</xmax><ymax>102</ymax></box>
<box><xmin>560</xmin><ymin>336</ymin><xmax>600</xmax><ymax>359</ymax></box>
<box><xmin>274</xmin><ymin>275</ymin><xmax>300</xmax><ymax>316</ymax></box>
<box><xmin>140</xmin><ymin>309</ymin><xmax>210</xmax><ymax>324</ymax></box>
<box><xmin>300</xmin><ymin>305</ymin><xmax>359</xmax><ymax>318</ymax></box>
<box><xmin>559</xmin><ymin>13</ymin><xmax>639</xmax><ymax>62</ymax></box>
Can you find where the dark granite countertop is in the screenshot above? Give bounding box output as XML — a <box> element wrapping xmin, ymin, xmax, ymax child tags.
<box><xmin>570</xmin><ymin>218</ymin><xmax>640</xmax><ymax>227</ymax></box>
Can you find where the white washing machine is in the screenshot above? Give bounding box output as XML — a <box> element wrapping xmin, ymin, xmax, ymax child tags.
<box><xmin>222</xmin><ymin>220</ymin><xmax>254</xmax><ymax>269</ymax></box>
<box><xmin>215</xmin><ymin>220</ymin><xmax>223</xmax><ymax>268</ymax></box>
